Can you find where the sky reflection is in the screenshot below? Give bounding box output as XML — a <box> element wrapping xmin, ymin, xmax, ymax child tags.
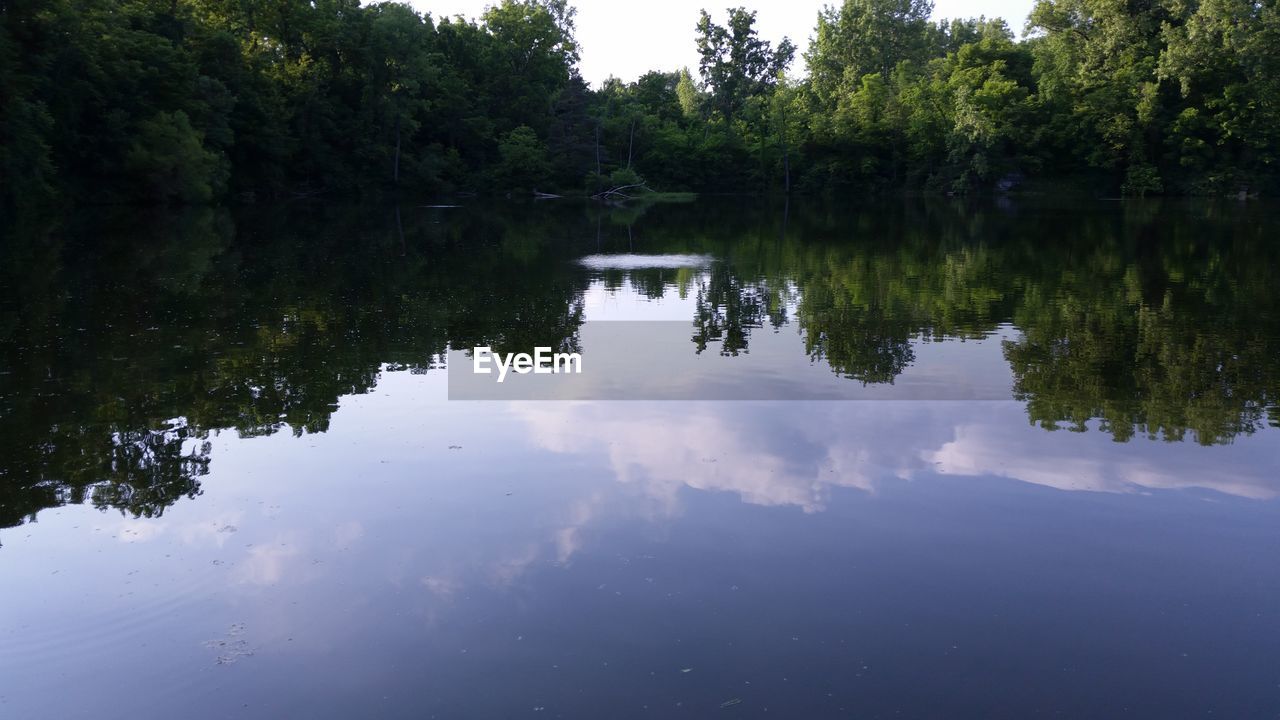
<box><xmin>3</xmin><ymin>368</ymin><xmax>1280</xmax><ymax>719</ymax></box>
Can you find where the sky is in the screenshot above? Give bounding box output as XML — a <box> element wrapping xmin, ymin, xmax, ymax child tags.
<box><xmin>408</xmin><ymin>0</ymin><xmax>1039</xmax><ymax>87</ymax></box>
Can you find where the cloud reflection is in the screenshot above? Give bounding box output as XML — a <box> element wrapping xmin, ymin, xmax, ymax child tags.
<box><xmin>515</xmin><ymin>401</ymin><xmax>1280</xmax><ymax>511</ymax></box>
<box><xmin>928</xmin><ymin>419</ymin><xmax>1280</xmax><ymax>499</ymax></box>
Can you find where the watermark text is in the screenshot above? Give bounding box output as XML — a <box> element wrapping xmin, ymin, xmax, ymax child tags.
<box><xmin>472</xmin><ymin>346</ymin><xmax>583</xmax><ymax>383</ymax></box>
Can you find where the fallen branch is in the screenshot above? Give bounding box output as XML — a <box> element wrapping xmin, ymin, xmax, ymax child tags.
<box><xmin>591</xmin><ymin>183</ymin><xmax>651</xmax><ymax>201</ymax></box>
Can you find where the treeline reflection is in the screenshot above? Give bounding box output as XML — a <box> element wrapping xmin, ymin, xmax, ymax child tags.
<box><xmin>1</xmin><ymin>199</ymin><xmax>1277</xmax><ymax>531</ymax></box>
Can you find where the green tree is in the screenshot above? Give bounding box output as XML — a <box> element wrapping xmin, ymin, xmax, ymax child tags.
<box><xmin>676</xmin><ymin>67</ymin><xmax>704</xmax><ymax>121</ymax></box>
<box><xmin>495</xmin><ymin>125</ymin><xmax>552</xmax><ymax>191</ymax></box>
<box><xmin>695</xmin><ymin>7</ymin><xmax>795</xmax><ymax>122</ymax></box>
<box><xmin>806</xmin><ymin>0</ymin><xmax>934</xmax><ymax>107</ymax></box>
<box><xmin>125</xmin><ymin>110</ymin><xmax>227</xmax><ymax>203</ymax></box>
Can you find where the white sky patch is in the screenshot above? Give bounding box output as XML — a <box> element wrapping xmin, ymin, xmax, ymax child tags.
<box><xmin>175</xmin><ymin>512</ymin><xmax>246</xmax><ymax>548</ymax></box>
<box><xmin>515</xmin><ymin>401</ymin><xmax>1280</xmax><ymax>510</ymax></box>
<box><xmin>233</xmin><ymin>533</ymin><xmax>307</xmax><ymax>586</ymax></box>
<box><xmin>580</xmin><ymin>277</ymin><xmax>703</xmax><ymax>321</ymax></box>
<box><xmin>576</xmin><ymin>253</ymin><xmax>714</xmax><ymax>270</ymax></box>
<box><xmin>115</xmin><ymin>518</ymin><xmax>167</xmax><ymax>543</ymax></box>
<box><xmin>408</xmin><ymin>0</ymin><xmax>1039</xmax><ymax>86</ymax></box>
<box><xmin>928</xmin><ymin>420</ymin><xmax>1280</xmax><ymax>499</ymax></box>
<box><xmin>513</xmin><ymin>401</ymin><xmax>913</xmax><ymax>512</ymax></box>
<box><xmin>334</xmin><ymin>520</ymin><xmax>365</xmax><ymax>548</ymax></box>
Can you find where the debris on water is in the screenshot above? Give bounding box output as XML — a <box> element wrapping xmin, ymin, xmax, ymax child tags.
<box><xmin>720</xmin><ymin>698</ymin><xmax>743</xmax><ymax>708</ymax></box>
<box><xmin>218</xmin><ymin>525</ymin><xmax>237</xmax><ymax>534</ymax></box>
<box><xmin>204</xmin><ymin>623</ymin><xmax>255</xmax><ymax>665</ymax></box>
<box><xmin>681</xmin><ymin>668</ymin><xmax>693</xmax><ymax>673</ymax></box>
<box><xmin>448</xmin><ymin>445</ymin><xmax>463</xmax><ymax>450</ymax></box>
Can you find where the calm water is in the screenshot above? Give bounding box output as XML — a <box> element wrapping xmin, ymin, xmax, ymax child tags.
<box><xmin>2</xmin><ymin>199</ymin><xmax>1279</xmax><ymax>718</ymax></box>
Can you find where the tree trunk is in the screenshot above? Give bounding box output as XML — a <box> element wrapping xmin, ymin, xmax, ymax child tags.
<box><xmin>782</xmin><ymin>103</ymin><xmax>790</xmax><ymax>194</ymax></box>
<box><xmin>396</xmin><ymin>205</ymin><xmax>405</xmax><ymax>256</ymax></box>
<box><xmin>393</xmin><ymin>115</ymin><xmax>401</xmax><ymax>185</ymax></box>
<box><xmin>627</xmin><ymin>117</ymin><xmax>636</xmax><ymax>169</ymax></box>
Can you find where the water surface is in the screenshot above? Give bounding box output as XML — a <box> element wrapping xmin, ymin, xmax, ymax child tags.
<box><xmin>1</xmin><ymin>199</ymin><xmax>1278</xmax><ymax>718</ymax></box>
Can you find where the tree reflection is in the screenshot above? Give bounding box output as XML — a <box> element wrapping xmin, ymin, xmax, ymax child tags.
<box><xmin>1</xmin><ymin>198</ymin><xmax>1277</xmax><ymax>536</ymax></box>
<box><xmin>691</xmin><ymin>262</ymin><xmax>785</xmax><ymax>356</ymax></box>
<box><xmin>589</xmin><ymin>198</ymin><xmax>1280</xmax><ymax>435</ymax></box>
<box><xmin>1002</xmin><ymin>204</ymin><xmax>1280</xmax><ymax>444</ymax></box>
<box><xmin>0</xmin><ymin>203</ymin><xmax>590</xmax><ymax>533</ymax></box>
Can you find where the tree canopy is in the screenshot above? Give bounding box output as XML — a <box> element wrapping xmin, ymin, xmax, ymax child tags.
<box><xmin>2</xmin><ymin>0</ymin><xmax>1278</xmax><ymax>208</ymax></box>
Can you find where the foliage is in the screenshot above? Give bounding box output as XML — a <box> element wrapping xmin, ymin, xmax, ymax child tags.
<box><xmin>807</xmin><ymin>0</ymin><xmax>934</xmax><ymax>106</ymax></box>
<box><xmin>695</xmin><ymin>7</ymin><xmax>795</xmax><ymax>122</ymax></box>
<box><xmin>1</xmin><ymin>0</ymin><xmax>1278</xmax><ymax>206</ymax></box>
<box><xmin>496</xmin><ymin>125</ymin><xmax>552</xmax><ymax>191</ymax></box>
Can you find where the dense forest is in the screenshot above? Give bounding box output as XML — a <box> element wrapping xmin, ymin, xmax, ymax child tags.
<box><xmin>1</xmin><ymin>0</ymin><xmax>1278</xmax><ymax>206</ymax></box>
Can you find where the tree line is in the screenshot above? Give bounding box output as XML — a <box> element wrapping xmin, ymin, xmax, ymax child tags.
<box><xmin>2</xmin><ymin>0</ymin><xmax>1277</xmax><ymax>206</ymax></box>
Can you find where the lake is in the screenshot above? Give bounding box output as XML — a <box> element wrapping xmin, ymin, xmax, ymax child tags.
<box><xmin>2</xmin><ymin>198</ymin><xmax>1279</xmax><ymax>718</ymax></box>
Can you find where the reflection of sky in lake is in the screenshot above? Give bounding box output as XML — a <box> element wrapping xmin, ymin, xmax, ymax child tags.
<box><xmin>4</xmin><ymin>199</ymin><xmax>1280</xmax><ymax>719</ymax></box>
<box><xmin>582</xmin><ymin>277</ymin><xmax>703</xmax><ymax>320</ymax></box>
<box><xmin>4</xmin><ymin>368</ymin><xmax>1279</xmax><ymax>719</ymax></box>
<box><xmin>577</xmin><ymin>254</ymin><xmax>716</xmax><ymax>271</ymax></box>
<box><xmin>466</xmin><ymin>278</ymin><xmax>1014</xmax><ymax>401</ymax></box>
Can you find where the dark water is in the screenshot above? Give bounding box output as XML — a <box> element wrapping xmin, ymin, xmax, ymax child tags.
<box><xmin>1</xmin><ymin>199</ymin><xmax>1279</xmax><ymax>718</ymax></box>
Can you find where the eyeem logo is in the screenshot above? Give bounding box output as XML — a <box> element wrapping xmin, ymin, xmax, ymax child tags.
<box><xmin>472</xmin><ymin>347</ymin><xmax>583</xmax><ymax>383</ymax></box>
